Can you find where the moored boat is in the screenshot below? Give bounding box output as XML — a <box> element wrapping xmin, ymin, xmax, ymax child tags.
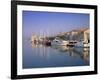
<box><xmin>74</xmin><ymin>41</ymin><xmax>89</xmax><ymax>48</ymax></box>
<box><xmin>67</xmin><ymin>41</ymin><xmax>77</xmax><ymax>47</ymax></box>
<box><xmin>51</xmin><ymin>37</ymin><xmax>69</xmax><ymax>46</ymax></box>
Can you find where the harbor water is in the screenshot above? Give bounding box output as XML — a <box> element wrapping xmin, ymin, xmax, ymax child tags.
<box><xmin>23</xmin><ymin>39</ymin><xmax>89</xmax><ymax>69</ymax></box>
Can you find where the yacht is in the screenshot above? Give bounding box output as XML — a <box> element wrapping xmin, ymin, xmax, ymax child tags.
<box><xmin>51</xmin><ymin>37</ymin><xmax>69</xmax><ymax>46</ymax></box>
<box><xmin>75</xmin><ymin>41</ymin><xmax>89</xmax><ymax>48</ymax></box>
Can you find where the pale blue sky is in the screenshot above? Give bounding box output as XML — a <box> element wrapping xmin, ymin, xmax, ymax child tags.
<box><xmin>22</xmin><ymin>11</ymin><xmax>89</xmax><ymax>38</ymax></box>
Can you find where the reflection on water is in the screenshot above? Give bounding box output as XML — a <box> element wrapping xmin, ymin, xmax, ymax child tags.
<box><xmin>23</xmin><ymin>41</ymin><xmax>89</xmax><ymax>69</ymax></box>
<box><xmin>51</xmin><ymin>45</ymin><xmax>89</xmax><ymax>62</ymax></box>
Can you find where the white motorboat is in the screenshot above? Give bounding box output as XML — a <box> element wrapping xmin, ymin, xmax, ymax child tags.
<box><xmin>75</xmin><ymin>41</ymin><xmax>89</xmax><ymax>48</ymax></box>
<box><xmin>51</xmin><ymin>37</ymin><xmax>69</xmax><ymax>46</ymax></box>
<box><xmin>84</xmin><ymin>42</ymin><xmax>90</xmax><ymax>48</ymax></box>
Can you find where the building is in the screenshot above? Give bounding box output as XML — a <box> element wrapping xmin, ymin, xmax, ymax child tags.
<box><xmin>70</xmin><ymin>30</ymin><xmax>79</xmax><ymax>40</ymax></box>
<box><xmin>31</xmin><ymin>34</ymin><xmax>39</xmax><ymax>42</ymax></box>
<box><xmin>64</xmin><ymin>28</ymin><xmax>89</xmax><ymax>42</ymax></box>
<box><xmin>84</xmin><ymin>29</ymin><xmax>90</xmax><ymax>43</ymax></box>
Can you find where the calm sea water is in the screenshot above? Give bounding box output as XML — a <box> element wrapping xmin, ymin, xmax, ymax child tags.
<box><xmin>23</xmin><ymin>40</ymin><xmax>89</xmax><ymax>69</ymax></box>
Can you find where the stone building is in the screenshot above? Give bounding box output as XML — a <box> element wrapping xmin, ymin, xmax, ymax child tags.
<box><xmin>84</xmin><ymin>29</ymin><xmax>90</xmax><ymax>43</ymax></box>
<box><xmin>64</xmin><ymin>28</ymin><xmax>89</xmax><ymax>42</ymax></box>
<box><xmin>31</xmin><ymin>34</ymin><xmax>39</xmax><ymax>42</ymax></box>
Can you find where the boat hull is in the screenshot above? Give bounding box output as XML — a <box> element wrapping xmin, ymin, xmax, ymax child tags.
<box><xmin>51</xmin><ymin>41</ymin><xmax>69</xmax><ymax>46</ymax></box>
